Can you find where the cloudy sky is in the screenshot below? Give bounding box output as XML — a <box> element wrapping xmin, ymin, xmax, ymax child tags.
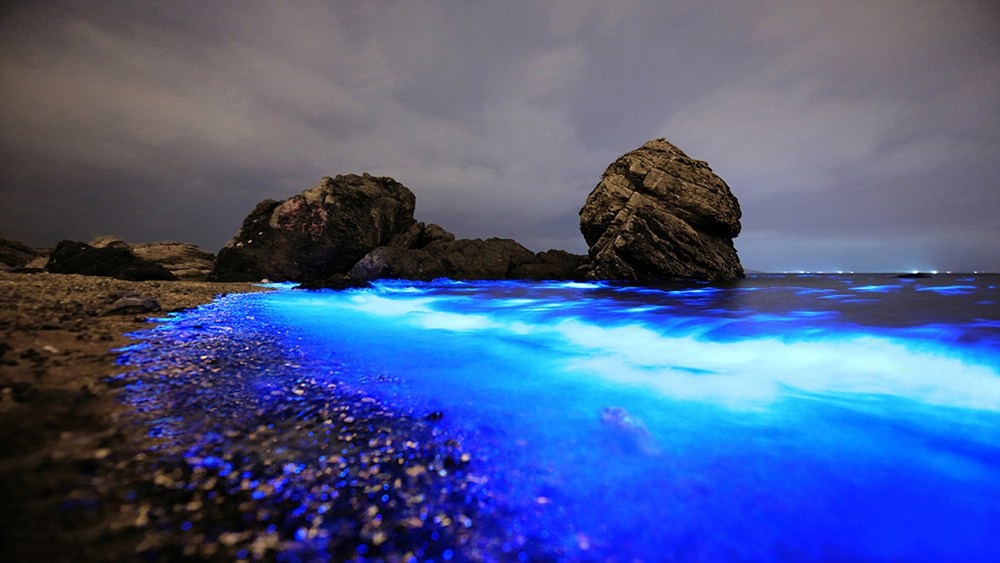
<box><xmin>2</xmin><ymin>0</ymin><xmax>998</xmax><ymax>272</ymax></box>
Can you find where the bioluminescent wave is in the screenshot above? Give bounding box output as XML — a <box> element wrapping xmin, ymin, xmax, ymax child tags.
<box><xmin>123</xmin><ymin>274</ymin><xmax>1000</xmax><ymax>562</ymax></box>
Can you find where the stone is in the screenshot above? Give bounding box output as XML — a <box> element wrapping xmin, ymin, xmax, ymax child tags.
<box><xmin>45</xmin><ymin>240</ymin><xmax>177</xmax><ymax>281</ymax></box>
<box><xmin>88</xmin><ymin>236</ymin><xmax>130</xmax><ymax>249</ymax></box>
<box><xmin>347</xmin><ymin>246</ymin><xmax>446</xmax><ymax>282</ymax></box>
<box><xmin>509</xmin><ymin>249</ymin><xmax>589</xmax><ymax>281</ymax></box>
<box><xmin>132</xmin><ymin>241</ymin><xmax>215</xmax><ymax>281</ymax></box>
<box><xmin>579</xmin><ymin>139</ymin><xmax>743</xmax><ymax>281</ymax></box>
<box><xmin>100</xmin><ymin>293</ymin><xmax>161</xmax><ymax>315</ymax></box>
<box><xmin>210</xmin><ymin>174</ymin><xmax>419</xmax><ymax>282</ymax></box>
<box><xmin>0</xmin><ymin>238</ymin><xmax>45</xmax><ymax>269</ymax></box>
<box><xmin>347</xmin><ymin>238</ymin><xmax>572</xmax><ymax>282</ymax></box>
<box><xmin>427</xmin><ymin>238</ymin><xmax>538</xmax><ymax>280</ymax></box>
<box><xmin>600</xmin><ymin>406</ymin><xmax>661</xmax><ymax>456</ymax></box>
<box><xmin>387</xmin><ymin>222</ymin><xmax>455</xmax><ymax>249</ymax></box>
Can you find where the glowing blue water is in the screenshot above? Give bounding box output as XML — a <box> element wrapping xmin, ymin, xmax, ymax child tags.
<box><xmin>160</xmin><ymin>275</ymin><xmax>1000</xmax><ymax>560</ymax></box>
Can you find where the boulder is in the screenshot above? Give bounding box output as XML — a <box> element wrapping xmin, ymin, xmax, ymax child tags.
<box><xmin>132</xmin><ymin>241</ymin><xmax>215</xmax><ymax>281</ymax></box>
<box><xmin>348</xmin><ymin>246</ymin><xmax>446</xmax><ymax>282</ymax></box>
<box><xmin>509</xmin><ymin>249</ymin><xmax>589</xmax><ymax>281</ymax></box>
<box><xmin>45</xmin><ymin>240</ymin><xmax>177</xmax><ymax>281</ymax></box>
<box><xmin>387</xmin><ymin>222</ymin><xmax>456</xmax><ymax>249</ymax></box>
<box><xmin>579</xmin><ymin>139</ymin><xmax>743</xmax><ymax>281</ymax></box>
<box><xmin>0</xmin><ymin>238</ymin><xmax>45</xmax><ymax>269</ymax></box>
<box><xmin>210</xmin><ymin>174</ymin><xmax>419</xmax><ymax>282</ymax></box>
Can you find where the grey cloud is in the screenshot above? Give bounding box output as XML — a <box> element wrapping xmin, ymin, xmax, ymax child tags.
<box><xmin>1</xmin><ymin>0</ymin><xmax>998</xmax><ymax>272</ymax></box>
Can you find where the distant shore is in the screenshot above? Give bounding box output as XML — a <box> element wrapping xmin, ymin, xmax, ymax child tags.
<box><xmin>0</xmin><ymin>271</ymin><xmax>272</xmax><ymax>561</ymax></box>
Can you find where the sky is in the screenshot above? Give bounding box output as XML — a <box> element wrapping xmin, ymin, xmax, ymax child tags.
<box><xmin>2</xmin><ymin>0</ymin><xmax>998</xmax><ymax>273</ymax></box>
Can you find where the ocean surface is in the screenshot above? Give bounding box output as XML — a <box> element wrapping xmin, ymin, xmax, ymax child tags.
<box><xmin>121</xmin><ymin>274</ymin><xmax>1000</xmax><ymax>561</ymax></box>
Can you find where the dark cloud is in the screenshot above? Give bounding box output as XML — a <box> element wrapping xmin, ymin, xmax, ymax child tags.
<box><xmin>1</xmin><ymin>0</ymin><xmax>998</xmax><ymax>272</ymax></box>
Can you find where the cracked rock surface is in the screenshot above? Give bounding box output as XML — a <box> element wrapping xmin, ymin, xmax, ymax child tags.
<box><xmin>579</xmin><ymin>139</ymin><xmax>743</xmax><ymax>281</ymax></box>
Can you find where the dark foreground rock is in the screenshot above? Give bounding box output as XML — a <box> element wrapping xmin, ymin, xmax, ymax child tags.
<box><xmin>210</xmin><ymin>174</ymin><xmax>420</xmax><ymax>282</ymax></box>
<box><xmin>348</xmin><ymin>238</ymin><xmax>587</xmax><ymax>282</ymax></box>
<box><xmin>580</xmin><ymin>139</ymin><xmax>743</xmax><ymax>281</ymax></box>
<box><xmin>46</xmin><ymin>240</ymin><xmax>178</xmax><ymax>281</ymax></box>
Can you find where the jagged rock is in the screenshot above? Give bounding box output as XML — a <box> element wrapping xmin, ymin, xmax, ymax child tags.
<box><xmin>387</xmin><ymin>222</ymin><xmax>456</xmax><ymax>249</ymax></box>
<box><xmin>428</xmin><ymin>238</ymin><xmax>539</xmax><ymax>280</ymax></box>
<box><xmin>349</xmin><ymin>238</ymin><xmax>585</xmax><ymax>282</ymax></box>
<box><xmin>210</xmin><ymin>174</ymin><xmax>419</xmax><ymax>282</ymax></box>
<box><xmin>347</xmin><ymin>247</ymin><xmax>446</xmax><ymax>282</ymax></box>
<box><xmin>509</xmin><ymin>250</ymin><xmax>589</xmax><ymax>281</ymax></box>
<box><xmin>46</xmin><ymin>240</ymin><xmax>177</xmax><ymax>281</ymax></box>
<box><xmin>88</xmin><ymin>236</ymin><xmax>130</xmax><ymax>249</ymax></box>
<box><xmin>580</xmin><ymin>139</ymin><xmax>743</xmax><ymax>281</ymax></box>
<box><xmin>0</xmin><ymin>238</ymin><xmax>45</xmax><ymax>269</ymax></box>
<box><xmin>132</xmin><ymin>241</ymin><xmax>215</xmax><ymax>281</ymax></box>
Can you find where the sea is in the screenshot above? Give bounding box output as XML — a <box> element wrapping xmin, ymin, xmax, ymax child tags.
<box><xmin>121</xmin><ymin>273</ymin><xmax>1000</xmax><ymax>562</ymax></box>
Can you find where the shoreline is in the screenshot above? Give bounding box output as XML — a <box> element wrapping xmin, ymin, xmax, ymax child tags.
<box><xmin>0</xmin><ymin>272</ymin><xmax>273</xmax><ymax>561</ymax></box>
<box><xmin>0</xmin><ymin>272</ymin><xmax>541</xmax><ymax>562</ymax></box>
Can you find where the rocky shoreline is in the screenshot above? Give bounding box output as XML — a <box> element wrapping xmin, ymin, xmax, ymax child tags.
<box><xmin>0</xmin><ymin>272</ymin><xmax>560</xmax><ymax>562</ymax></box>
<box><xmin>1</xmin><ymin>138</ymin><xmax>746</xmax><ymax>560</ymax></box>
<box><xmin>0</xmin><ymin>272</ymin><xmax>273</xmax><ymax>561</ymax></box>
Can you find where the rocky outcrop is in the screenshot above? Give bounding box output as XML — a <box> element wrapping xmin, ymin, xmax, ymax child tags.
<box><xmin>0</xmin><ymin>238</ymin><xmax>45</xmax><ymax>270</ymax></box>
<box><xmin>46</xmin><ymin>240</ymin><xmax>177</xmax><ymax>281</ymax></box>
<box><xmin>132</xmin><ymin>242</ymin><xmax>215</xmax><ymax>281</ymax></box>
<box><xmin>579</xmin><ymin>139</ymin><xmax>743</xmax><ymax>281</ymax></box>
<box><xmin>88</xmin><ymin>236</ymin><xmax>130</xmax><ymax>249</ymax></box>
<box><xmin>348</xmin><ymin>238</ymin><xmax>587</xmax><ymax>282</ymax></box>
<box><xmin>86</xmin><ymin>236</ymin><xmax>215</xmax><ymax>280</ymax></box>
<box><xmin>210</xmin><ymin>174</ymin><xmax>419</xmax><ymax>282</ymax></box>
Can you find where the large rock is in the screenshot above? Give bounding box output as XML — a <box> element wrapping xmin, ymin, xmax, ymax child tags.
<box><xmin>210</xmin><ymin>174</ymin><xmax>419</xmax><ymax>282</ymax></box>
<box><xmin>86</xmin><ymin>236</ymin><xmax>215</xmax><ymax>280</ymax></box>
<box><xmin>348</xmin><ymin>238</ymin><xmax>587</xmax><ymax>282</ymax></box>
<box><xmin>0</xmin><ymin>238</ymin><xmax>44</xmax><ymax>270</ymax></box>
<box><xmin>45</xmin><ymin>240</ymin><xmax>177</xmax><ymax>281</ymax></box>
<box><xmin>132</xmin><ymin>241</ymin><xmax>215</xmax><ymax>281</ymax></box>
<box><xmin>579</xmin><ymin>139</ymin><xmax>743</xmax><ymax>281</ymax></box>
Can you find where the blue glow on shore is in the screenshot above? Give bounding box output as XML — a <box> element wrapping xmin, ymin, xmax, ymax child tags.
<box><xmin>136</xmin><ymin>274</ymin><xmax>1000</xmax><ymax>561</ymax></box>
<box><xmin>246</xmin><ymin>274</ymin><xmax>1000</xmax><ymax>561</ymax></box>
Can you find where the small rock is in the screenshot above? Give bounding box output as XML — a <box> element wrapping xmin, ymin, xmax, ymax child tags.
<box><xmin>100</xmin><ymin>293</ymin><xmax>161</xmax><ymax>315</ymax></box>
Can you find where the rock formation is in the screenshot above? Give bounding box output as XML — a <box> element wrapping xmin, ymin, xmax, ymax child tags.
<box><xmin>214</xmin><ymin>174</ymin><xmax>588</xmax><ymax>283</ymax></box>
<box><xmin>349</xmin><ymin>238</ymin><xmax>534</xmax><ymax>281</ymax></box>
<box><xmin>88</xmin><ymin>236</ymin><xmax>131</xmax><ymax>249</ymax></box>
<box><xmin>0</xmin><ymin>238</ymin><xmax>45</xmax><ymax>270</ymax></box>
<box><xmin>131</xmin><ymin>242</ymin><xmax>215</xmax><ymax>281</ymax></box>
<box><xmin>579</xmin><ymin>139</ymin><xmax>743</xmax><ymax>281</ymax></box>
<box><xmin>210</xmin><ymin>174</ymin><xmax>420</xmax><ymax>282</ymax></box>
<box><xmin>87</xmin><ymin>236</ymin><xmax>215</xmax><ymax>280</ymax></box>
<box><xmin>46</xmin><ymin>240</ymin><xmax>177</xmax><ymax>281</ymax></box>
